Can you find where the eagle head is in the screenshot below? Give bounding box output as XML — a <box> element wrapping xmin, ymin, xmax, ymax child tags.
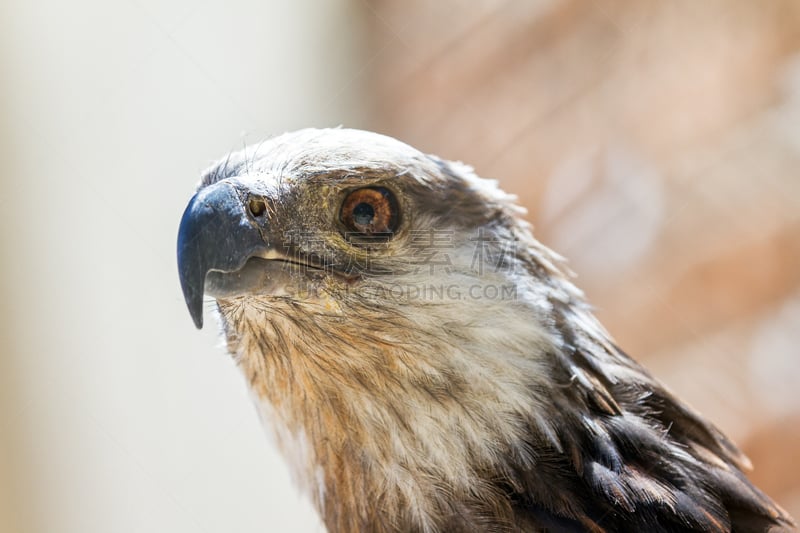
<box><xmin>177</xmin><ymin>128</ymin><xmax>794</xmax><ymax>532</ymax></box>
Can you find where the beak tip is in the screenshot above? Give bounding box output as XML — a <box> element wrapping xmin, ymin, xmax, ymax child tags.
<box><xmin>179</xmin><ymin>273</ymin><xmax>207</xmax><ymax>330</ymax></box>
<box><xmin>177</xmin><ymin>192</ymin><xmax>210</xmax><ymax>331</ymax></box>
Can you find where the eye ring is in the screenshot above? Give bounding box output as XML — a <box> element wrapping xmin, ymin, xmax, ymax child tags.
<box><xmin>339</xmin><ymin>187</ymin><xmax>399</xmax><ymax>241</ymax></box>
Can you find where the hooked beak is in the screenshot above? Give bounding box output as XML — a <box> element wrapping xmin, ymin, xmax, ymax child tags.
<box><xmin>176</xmin><ymin>181</ymin><xmax>271</xmax><ymax>329</ymax></box>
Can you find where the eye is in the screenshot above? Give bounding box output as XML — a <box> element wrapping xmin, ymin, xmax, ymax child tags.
<box><xmin>340</xmin><ymin>187</ymin><xmax>399</xmax><ymax>240</ymax></box>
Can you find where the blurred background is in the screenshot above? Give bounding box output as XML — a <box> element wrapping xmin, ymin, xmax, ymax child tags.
<box><xmin>1</xmin><ymin>1</ymin><xmax>798</xmax><ymax>531</ymax></box>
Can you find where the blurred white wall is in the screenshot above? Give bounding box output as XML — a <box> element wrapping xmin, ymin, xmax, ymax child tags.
<box><xmin>0</xmin><ymin>1</ymin><xmax>367</xmax><ymax>531</ymax></box>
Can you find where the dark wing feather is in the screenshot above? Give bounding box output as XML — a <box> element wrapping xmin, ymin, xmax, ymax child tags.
<box><xmin>502</xmin><ymin>298</ymin><xmax>795</xmax><ymax>532</ymax></box>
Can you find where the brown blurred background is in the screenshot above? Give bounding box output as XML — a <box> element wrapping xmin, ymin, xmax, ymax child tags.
<box><xmin>364</xmin><ymin>0</ymin><xmax>800</xmax><ymax>519</ymax></box>
<box><xmin>1</xmin><ymin>1</ymin><xmax>798</xmax><ymax>531</ymax></box>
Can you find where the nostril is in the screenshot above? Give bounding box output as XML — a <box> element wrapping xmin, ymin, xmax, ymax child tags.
<box><xmin>248</xmin><ymin>197</ymin><xmax>266</xmax><ymax>217</ymax></box>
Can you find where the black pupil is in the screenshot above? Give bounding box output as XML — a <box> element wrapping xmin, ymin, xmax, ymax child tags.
<box><xmin>352</xmin><ymin>202</ymin><xmax>375</xmax><ymax>226</ymax></box>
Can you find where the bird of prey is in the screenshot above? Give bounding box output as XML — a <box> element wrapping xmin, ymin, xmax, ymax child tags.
<box><xmin>177</xmin><ymin>128</ymin><xmax>795</xmax><ymax>532</ymax></box>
